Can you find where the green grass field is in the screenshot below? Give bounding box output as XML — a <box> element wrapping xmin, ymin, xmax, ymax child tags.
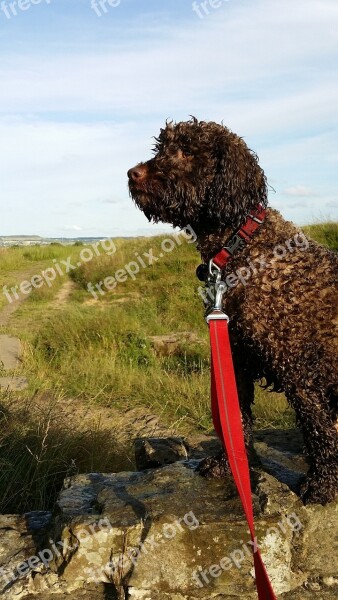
<box><xmin>0</xmin><ymin>221</ymin><xmax>336</xmax><ymax>512</ymax></box>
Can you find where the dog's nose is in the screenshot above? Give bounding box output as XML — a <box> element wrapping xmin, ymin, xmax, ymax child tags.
<box><xmin>127</xmin><ymin>165</ymin><xmax>147</xmax><ymax>182</ymax></box>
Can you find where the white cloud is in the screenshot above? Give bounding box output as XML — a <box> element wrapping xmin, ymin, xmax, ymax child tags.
<box><xmin>64</xmin><ymin>225</ymin><xmax>83</xmax><ymax>232</ymax></box>
<box><xmin>0</xmin><ymin>0</ymin><xmax>337</xmax><ymax>234</ymax></box>
<box><xmin>285</xmin><ymin>201</ymin><xmax>309</xmax><ymax>209</ymax></box>
<box><xmin>1</xmin><ymin>0</ymin><xmax>337</xmax><ymax>127</ymax></box>
<box><xmin>0</xmin><ymin>117</ymin><xmax>164</xmax><ymax>236</ymax></box>
<box><xmin>283</xmin><ymin>186</ymin><xmax>317</xmax><ymax>197</ymax></box>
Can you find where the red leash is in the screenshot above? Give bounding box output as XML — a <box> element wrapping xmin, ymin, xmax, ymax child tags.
<box><xmin>208</xmin><ymin>317</ymin><xmax>277</xmax><ymax>599</ymax></box>
<box><xmin>199</xmin><ymin>206</ymin><xmax>277</xmax><ymax>598</ymax></box>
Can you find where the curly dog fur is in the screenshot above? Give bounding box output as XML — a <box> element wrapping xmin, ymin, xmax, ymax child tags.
<box><xmin>128</xmin><ymin>118</ymin><xmax>338</xmax><ymax>505</ymax></box>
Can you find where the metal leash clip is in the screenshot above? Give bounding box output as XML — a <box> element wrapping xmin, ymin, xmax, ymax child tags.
<box><xmin>205</xmin><ymin>261</ymin><xmax>229</xmax><ymax>323</ymax></box>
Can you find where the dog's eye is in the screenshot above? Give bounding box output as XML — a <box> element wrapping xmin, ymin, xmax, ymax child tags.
<box><xmin>177</xmin><ymin>149</ymin><xmax>192</xmax><ymax>159</ymax></box>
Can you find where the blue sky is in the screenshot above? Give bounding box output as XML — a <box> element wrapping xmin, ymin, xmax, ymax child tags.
<box><xmin>0</xmin><ymin>0</ymin><xmax>337</xmax><ymax>237</ymax></box>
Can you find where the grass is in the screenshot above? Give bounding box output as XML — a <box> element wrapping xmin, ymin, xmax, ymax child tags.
<box><xmin>303</xmin><ymin>221</ymin><xmax>338</xmax><ymax>251</ymax></box>
<box><xmin>0</xmin><ymin>222</ymin><xmax>336</xmax><ymax>512</ymax></box>
<box><xmin>0</xmin><ymin>243</ymin><xmax>78</xmax><ymax>274</ymax></box>
<box><xmin>0</xmin><ymin>391</ymin><xmax>131</xmax><ymax>513</ymax></box>
<box><xmin>0</xmin><ymin>243</ymin><xmax>83</xmax><ymax>311</ymax></box>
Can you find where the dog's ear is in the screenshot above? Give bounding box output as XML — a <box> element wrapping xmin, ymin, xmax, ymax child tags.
<box><xmin>205</xmin><ymin>129</ymin><xmax>268</xmax><ymax>230</ymax></box>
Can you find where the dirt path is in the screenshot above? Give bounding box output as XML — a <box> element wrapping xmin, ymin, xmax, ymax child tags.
<box><xmin>0</xmin><ymin>268</ymin><xmax>74</xmax><ymax>391</ymax></box>
<box><xmin>51</xmin><ymin>280</ymin><xmax>75</xmax><ymax>309</ymax></box>
<box><xmin>0</xmin><ymin>267</ymin><xmax>39</xmax><ymax>390</ymax></box>
<box><xmin>0</xmin><ymin>268</ymin><xmax>178</xmax><ymax>444</ymax></box>
<box><xmin>0</xmin><ymin>330</ymin><xmax>28</xmax><ymax>391</ymax></box>
<box><xmin>0</xmin><ymin>267</ymin><xmax>76</xmax><ymax>325</ymax></box>
<box><xmin>0</xmin><ymin>296</ymin><xmax>24</xmax><ymax>328</ymax></box>
<box><xmin>0</xmin><ymin>265</ymin><xmax>45</xmax><ymax>328</ymax></box>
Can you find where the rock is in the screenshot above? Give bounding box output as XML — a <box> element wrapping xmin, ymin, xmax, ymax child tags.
<box><xmin>186</xmin><ymin>428</ymin><xmax>307</xmax><ymax>494</ymax></box>
<box><xmin>281</xmin><ymin>584</ymin><xmax>338</xmax><ymax>599</ymax></box>
<box><xmin>51</xmin><ymin>465</ymin><xmax>257</xmax><ymax>596</ymax></box>
<box><xmin>0</xmin><ymin>335</ymin><xmax>28</xmax><ymax>390</ymax></box>
<box><xmin>253</xmin><ymin>429</ymin><xmax>308</xmax><ymax>493</ymax></box>
<box><xmin>0</xmin><ymin>375</ymin><xmax>29</xmax><ymax>391</ymax></box>
<box><xmin>122</xmin><ymin>407</ymin><xmax>174</xmax><ymax>440</ymax></box>
<box><xmin>0</xmin><ymin>335</ymin><xmax>22</xmax><ymax>370</ymax></box>
<box><xmin>295</xmin><ymin>502</ymin><xmax>338</xmax><ymax>577</ymax></box>
<box><xmin>135</xmin><ymin>437</ymin><xmax>188</xmax><ymax>470</ymax></box>
<box><xmin>185</xmin><ymin>433</ymin><xmax>222</xmax><ymax>460</ymax></box>
<box><xmin>8</xmin><ymin>584</ymin><xmax>119</xmax><ymax>599</ymax></box>
<box><xmin>0</xmin><ymin>511</ymin><xmax>119</xmax><ymax>598</ymax></box>
<box><xmin>0</xmin><ymin>514</ymin><xmax>46</xmax><ymax>596</ymax></box>
<box><xmin>24</xmin><ymin>511</ymin><xmax>53</xmax><ymax>547</ymax></box>
<box><xmin>149</xmin><ymin>333</ymin><xmax>204</xmax><ymax>356</ymax></box>
<box><xmin>0</xmin><ymin>436</ymin><xmax>337</xmax><ymax>599</ymax></box>
<box><xmin>48</xmin><ymin>463</ymin><xmax>336</xmax><ymax>599</ymax></box>
<box><xmin>24</xmin><ymin>511</ymin><xmax>53</xmax><ymax>532</ymax></box>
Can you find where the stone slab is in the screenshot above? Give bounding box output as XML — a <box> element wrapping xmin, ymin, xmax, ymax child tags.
<box><xmin>0</xmin><ymin>515</ymin><xmax>39</xmax><ymax>595</ymax></box>
<box><xmin>1</xmin><ymin>451</ymin><xmax>337</xmax><ymax>599</ymax></box>
<box><xmin>0</xmin><ymin>376</ymin><xmax>28</xmax><ymax>391</ymax></box>
<box><xmin>53</xmin><ymin>464</ymin><xmax>308</xmax><ymax>598</ymax></box>
<box><xmin>0</xmin><ymin>335</ymin><xmax>21</xmax><ymax>370</ymax></box>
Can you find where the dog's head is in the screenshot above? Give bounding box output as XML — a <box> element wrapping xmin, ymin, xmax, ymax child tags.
<box><xmin>128</xmin><ymin>118</ymin><xmax>268</xmax><ymax>234</ymax></box>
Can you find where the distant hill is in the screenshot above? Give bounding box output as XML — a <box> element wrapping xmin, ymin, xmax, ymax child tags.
<box><xmin>0</xmin><ymin>235</ymin><xmax>106</xmax><ymax>247</ymax></box>
<box><xmin>0</xmin><ymin>235</ymin><xmax>43</xmax><ymax>240</ymax></box>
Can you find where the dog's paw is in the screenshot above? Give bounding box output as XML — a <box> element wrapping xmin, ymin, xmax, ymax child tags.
<box><xmin>196</xmin><ymin>451</ymin><xmax>230</xmax><ymax>479</ymax></box>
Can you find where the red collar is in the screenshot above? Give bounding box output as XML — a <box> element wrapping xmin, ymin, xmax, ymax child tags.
<box><xmin>212</xmin><ymin>204</ymin><xmax>266</xmax><ymax>269</ymax></box>
<box><xmin>196</xmin><ymin>204</ymin><xmax>266</xmax><ymax>281</ymax></box>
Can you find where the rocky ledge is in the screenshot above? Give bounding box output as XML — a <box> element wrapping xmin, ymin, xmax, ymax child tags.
<box><xmin>0</xmin><ymin>432</ymin><xmax>337</xmax><ymax>599</ymax></box>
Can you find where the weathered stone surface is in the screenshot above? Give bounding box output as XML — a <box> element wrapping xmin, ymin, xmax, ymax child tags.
<box><xmin>149</xmin><ymin>333</ymin><xmax>204</xmax><ymax>356</ymax></box>
<box><xmin>10</xmin><ymin>584</ymin><xmax>119</xmax><ymax>599</ymax></box>
<box><xmin>0</xmin><ymin>433</ymin><xmax>337</xmax><ymax>600</ymax></box>
<box><xmin>294</xmin><ymin>503</ymin><xmax>338</xmax><ymax>576</ymax></box>
<box><xmin>128</xmin><ymin>589</ymin><xmax>338</xmax><ymax>600</ymax></box>
<box><xmin>184</xmin><ymin>432</ymin><xmax>222</xmax><ymax>461</ymax></box>
<box><xmin>0</xmin><ymin>375</ymin><xmax>29</xmax><ymax>391</ymax></box>
<box><xmin>0</xmin><ymin>335</ymin><xmax>21</xmax><ymax>370</ymax></box>
<box><xmin>186</xmin><ymin>428</ymin><xmax>308</xmax><ymax>494</ymax></box>
<box><xmin>254</xmin><ymin>429</ymin><xmax>307</xmax><ymax>493</ymax></box>
<box><xmin>24</xmin><ymin>511</ymin><xmax>53</xmax><ymax>533</ymax></box>
<box><xmin>128</xmin><ymin>593</ymin><xmax>256</xmax><ymax>600</ymax></box>
<box><xmin>0</xmin><ymin>514</ymin><xmax>44</xmax><ymax>595</ymax></box>
<box><xmin>135</xmin><ymin>437</ymin><xmax>188</xmax><ymax>470</ymax></box>
<box><xmin>281</xmin><ymin>583</ymin><xmax>338</xmax><ymax>599</ymax></box>
<box><xmin>50</xmin><ymin>463</ymin><xmax>330</xmax><ymax>599</ymax></box>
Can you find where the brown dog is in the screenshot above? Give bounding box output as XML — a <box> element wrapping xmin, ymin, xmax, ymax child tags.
<box><xmin>128</xmin><ymin>118</ymin><xmax>338</xmax><ymax>505</ymax></box>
